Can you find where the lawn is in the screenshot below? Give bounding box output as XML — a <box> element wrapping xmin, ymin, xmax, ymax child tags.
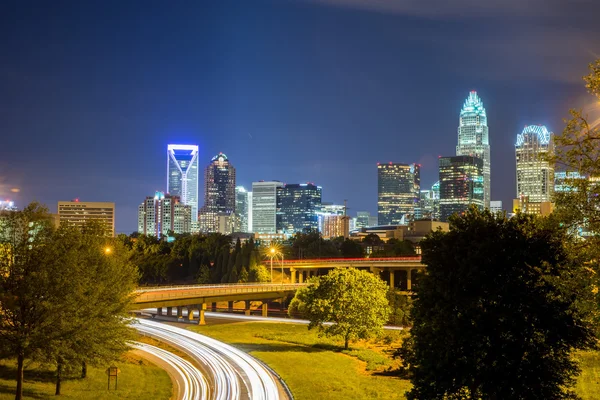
<box><xmin>190</xmin><ymin>321</ymin><xmax>412</xmax><ymax>400</ymax></box>
<box><xmin>191</xmin><ymin>320</ymin><xmax>600</xmax><ymax>400</ymax></box>
<box><xmin>0</xmin><ymin>352</ymin><xmax>171</xmax><ymax>400</ymax></box>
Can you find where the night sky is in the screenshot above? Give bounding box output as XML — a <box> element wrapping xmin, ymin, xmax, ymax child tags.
<box><xmin>1</xmin><ymin>0</ymin><xmax>599</xmax><ymax>233</ymax></box>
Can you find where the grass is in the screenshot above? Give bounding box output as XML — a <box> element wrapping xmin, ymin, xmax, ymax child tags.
<box><xmin>191</xmin><ymin>321</ymin><xmax>600</xmax><ymax>400</ymax></box>
<box><xmin>190</xmin><ymin>321</ymin><xmax>411</xmax><ymax>400</ymax></box>
<box><xmin>0</xmin><ymin>352</ymin><xmax>171</xmax><ymax>400</ymax></box>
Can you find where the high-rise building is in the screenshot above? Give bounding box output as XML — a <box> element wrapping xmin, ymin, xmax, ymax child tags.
<box><xmin>356</xmin><ymin>211</ymin><xmax>372</xmax><ymax>229</ymax></box>
<box><xmin>235</xmin><ymin>186</ymin><xmax>250</xmax><ymax>233</ymax></box>
<box><xmin>516</xmin><ymin>125</ymin><xmax>554</xmax><ymax>203</ymax></box>
<box><xmin>456</xmin><ymin>91</ymin><xmax>490</xmax><ymax>208</ymax></box>
<box><xmin>320</xmin><ymin>214</ymin><xmax>350</xmax><ymax>239</ymax></box>
<box><xmin>198</xmin><ymin>153</ymin><xmax>236</xmax><ymax>232</ymax></box>
<box><xmin>252</xmin><ymin>181</ymin><xmax>283</xmax><ymax>234</ymax></box>
<box><xmin>138</xmin><ymin>192</ymin><xmax>191</xmax><ymax>238</ymax></box>
<box><xmin>167</xmin><ymin>144</ymin><xmax>199</xmax><ymax>221</ymax></box>
<box><xmin>554</xmin><ymin>171</ymin><xmax>584</xmax><ymax>193</ymax></box>
<box><xmin>490</xmin><ymin>200</ymin><xmax>503</xmax><ymax>214</ymax></box>
<box><xmin>58</xmin><ymin>200</ymin><xmax>115</xmax><ymax>236</ymax></box>
<box><xmin>276</xmin><ymin>183</ymin><xmax>322</xmax><ymax>235</ymax></box>
<box><xmin>439</xmin><ymin>156</ymin><xmax>484</xmax><ymax>222</ymax></box>
<box><xmin>0</xmin><ymin>200</ymin><xmax>17</xmax><ymax>211</ymax></box>
<box><xmin>377</xmin><ymin>163</ymin><xmax>420</xmax><ymax>225</ymax></box>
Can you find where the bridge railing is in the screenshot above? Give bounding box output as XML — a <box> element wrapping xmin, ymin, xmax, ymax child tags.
<box><xmin>282</xmin><ymin>256</ymin><xmax>422</xmax><ymax>265</ymax></box>
<box><xmin>135</xmin><ymin>283</ymin><xmax>306</xmax><ymax>294</ymax></box>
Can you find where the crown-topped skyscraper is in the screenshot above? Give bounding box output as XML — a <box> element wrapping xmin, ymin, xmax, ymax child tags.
<box><xmin>456</xmin><ymin>91</ymin><xmax>490</xmax><ymax>208</ymax></box>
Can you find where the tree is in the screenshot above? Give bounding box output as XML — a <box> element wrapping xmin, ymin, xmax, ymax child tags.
<box><xmin>400</xmin><ymin>208</ymin><xmax>597</xmax><ymax>400</ymax></box>
<box><xmin>288</xmin><ymin>268</ymin><xmax>390</xmax><ymax>349</ymax></box>
<box><xmin>339</xmin><ymin>238</ymin><xmax>364</xmax><ymax>257</ymax></box>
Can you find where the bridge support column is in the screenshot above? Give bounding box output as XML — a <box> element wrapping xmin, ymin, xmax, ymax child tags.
<box><xmin>290</xmin><ymin>269</ymin><xmax>296</xmax><ymax>284</ymax></box>
<box><xmin>407</xmin><ymin>270</ymin><xmax>412</xmax><ymax>291</ymax></box>
<box><xmin>244</xmin><ymin>300</ymin><xmax>251</xmax><ymax>316</ymax></box>
<box><xmin>298</xmin><ymin>272</ymin><xmax>304</xmax><ymax>284</ymax></box>
<box><xmin>211</xmin><ymin>302</ymin><xmax>217</xmax><ymax>312</ymax></box>
<box><xmin>261</xmin><ymin>302</ymin><xmax>268</xmax><ymax>317</ymax></box>
<box><xmin>187</xmin><ymin>306</ymin><xmax>195</xmax><ymax>321</ymax></box>
<box><xmin>198</xmin><ymin>303</ymin><xmax>207</xmax><ymax>325</ymax></box>
<box><xmin>228</xmin><ymin>301</ymin><xmax>234</xmax><ymax>312</ymax></box>
<box><xmin>156</xmin><ymin>307</ymin><xmax>163</xmax><ymax>316</ymax></box>
<box><xmin>177</xmin><ymin>306</ymin><xmax>183</xmax><ymax>319</ymax></box>
<box><xmin>166</xmin><ymin>307</ymin><xmax>172</xmax><ymax>317</ymax></box>
<box><xmin>390</xmin><ymin>270</ymin><xmax>395</xmax><ymax>289</ymax></box>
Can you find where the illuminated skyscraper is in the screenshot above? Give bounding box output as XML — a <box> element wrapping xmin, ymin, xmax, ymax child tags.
<box><xmin>439</xmin><ymin>156</ymin><xmax>484</xmax><ymax>222</ymax></box>
<box><xmin>515</xmin><ymin>125</ymin><xmax>554</xmax><ymax>203</ymax></box>
<box><xmin>138</xmin><ymin>192</ymin><xmax>191</xmax><ymax>238</ymax></box>
<box><xmin>235</xmin><ymin>186</ymin><xmax>250</xmax><ymax>233</ymax></box>
<box><xmin>276</xmin><ymin>183</ymin><xmax>322</xmax><ymax>235</ymax></box>
<box><xmin>199</xmin><ymin>153</ymin><xmax>236</xmax><ymax>232</ymax></box>
<box><xmin>456</xmin><ymin>91</ymin><xmax>490</xmax><ymax>208</ymax></box>
<box><xmin>167</xmin><ymin>144</ymin><xmax>199</xmax><ymax>221</ymax></box>
<box><xmin>252</xmin><ymin>181</ymin><xmax>283</xmax><ymax>234</ymax></box>
<box><xmin>377</xmin><ymin>163</ymin><xmax>420</xmax><ymax>225</ymax></box>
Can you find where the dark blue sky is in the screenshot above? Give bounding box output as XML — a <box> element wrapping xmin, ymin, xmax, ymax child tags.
<box><xmin>1</xmin><ymin>0</ymin><xmax>599</xmax><ymax>233</ymax></box>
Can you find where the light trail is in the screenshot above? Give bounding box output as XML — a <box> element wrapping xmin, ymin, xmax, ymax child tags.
<box><xmin>134</xmin><ymin>318</ymin><xmax>281</xmax><ymax>400</ymax></box>
<box><xmin>132</xmin><ymin>341</ymin><xmax>209</xmax><ymax>400</ymax></box>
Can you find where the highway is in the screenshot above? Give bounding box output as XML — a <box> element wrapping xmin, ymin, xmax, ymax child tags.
<box><xmin>132</xmin><ymin>342</ymin><xmax>209</xmax><ymax>400</ymax></box>
<box><xmin>134</xmin><ymin>318</ymin><xmax>281</xmax><ymax>400</ymax></box>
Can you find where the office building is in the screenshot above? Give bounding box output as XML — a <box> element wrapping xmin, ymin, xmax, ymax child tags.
<box><xmin>138</xmin><ymin>192</ymin><xmax>191</xmax><ymax>238</ymax></box>
<box><xmin>439</xmin><ymin>156</ymin><xmax>484</xmax><ymax>222</ymax></box>
<box><xmin>516</xmin><ymin>125</ymin><xmax>554</xmax><ymax>203</ymax></box>
<box><xmin>555</xmin><ymin>171</ymin><xmax>584</xmax><ymax>193</ymax></box>
<box><xmin>0</xmin><ymin>200</ymin><xmax>17</xmax><ymax>211</ymax></box>
<box><xmin>167</xmin><ymin>144</ymin><xmax>199</xmax><ymax>222</ymax></box>
<box><xmin>377</xmin><ymin>163</ymin><xmax>420</xmax><ymax>225</ymax></box>
<box><xmin>235</xmin><ymin>186</ymin><xmax>250</xmax><ymax>233</ymax></box>
<box><xmin>456</xmin><ymin>91</ymin><xmax>491</xmax><ymax>208</ymax></box>
<box><xmin>320</xmin><ymin>214</ymin><xmax>350</xmax><ymax>239</ymax></box>
<box><xmin>490</xmin><ymin>200</ymin><xmax>503</xmax><ymax>214</ymax></box>
<box><xmin>276</xmin><ymin>183</ymin><xmax>322</xmax><ymax>235</ymax></box>
<box><xmin>356</xmin><ymin>211</ymin><xmax>372</xmax><ymax>229</ymax></box>
<box><xmin>252</xmin><ymin>181</ymin><xmax>283</xmax><ymax>234</ymax></box>
<box><xmin>418</xmin><ymin>183</ymin><xmax>440</xmax><ymax>220</ymax></box>
<box><xmin>198</xmin><ymin>153</ymin><xmax>236</xmax><ymax>232</ymax></box>
<box><xmin>58</xmin><ymin>200</ymin><xmax>115</xmax><ymax>236</ymax></box>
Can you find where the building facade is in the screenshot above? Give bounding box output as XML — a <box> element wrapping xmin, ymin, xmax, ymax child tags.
<box><xmin>57</xmin><ymin>200</ymin><xmax>115</xmax><ymax>236</ymax></box>
<box><xmin>198</xmin><ymin>153</ymin><xmax>236</xmax><ymax>232</ymax></box>
<box><xmin>516</xmin><ymin>125</ymin><xmax>554</xmax><ymax>203</ymax></box>
<box><xmin>320</xmin><ymin>214</ymin><xmax>350</xmax><ymax>239</ymax></box>
<box><xmin>439</xmin><ymin>156</ymin><xmax>484</xmax><ymax>222</ymax></box>
<box><xmin>252</xmin><ymin>181</ymin><xmax>283</xmax><ymax>234</ymax></box>
<box><xmin>377</xmin><ymin>163</ymin><xmax>420</xmax><ymax>225</ymax></box>
<box><xmin>137</xmin><ymin>192</ymin><xmax>191</xmax><ymax>238</ymax></box>
<box><xmin>490</xmin><ymin>200</ymin><xmax>503</xmax><ymax>214</ymax></box>
<box><xmin>276</xmin><ymin>183</ymin><xmax>322</xmax><ymax>235</ymax></box>
<box><xmin>235</xmin><ymin>186</ymin><xmax>250</xmax><ymax>233</ymax></box>
<box><xmin>356</xmin><ymin>211</ymin><xmax>372</xmax><ymax>229</ymax></box>
<box><xmin>456</xmin><ymin>91</ymin><xmax>490</xmax><ymax>208</ymax></box>
<box><xmin>167</xmin><ymin>144</ymin><xmax>199</xmax><ymax>222</ymax></box>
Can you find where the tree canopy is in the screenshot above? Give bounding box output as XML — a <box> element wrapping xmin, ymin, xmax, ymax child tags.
<box><xmin>400</xmin><ymin>208</ymin><xmax>597</xmax><ymax>400</ymax></box>
<box><xmin>289</xmin><ymin>268</ymin><xmax>390</xmax><ymax>349</ymax></box>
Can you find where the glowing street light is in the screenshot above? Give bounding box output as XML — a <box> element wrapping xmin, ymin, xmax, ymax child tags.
<box><xmin>104</xmin><ymin>247</ymin><xmax>112</xmax><ymax>255</ymax></box>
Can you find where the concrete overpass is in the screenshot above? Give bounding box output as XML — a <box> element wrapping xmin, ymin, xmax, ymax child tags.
<box><xmin>282</xmin><ymin>256</ymin><xmax>424</xmax><ymax>291</ymax></box>
<box><xmin>133</xmin><ymin>283</ymin><xmax>304</xmax><ymax>325</ymax></box>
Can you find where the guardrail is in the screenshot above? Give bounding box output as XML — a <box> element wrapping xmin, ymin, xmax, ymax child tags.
<box><xmin>135</xmin><ymin>283</ymin><xmax>306</xmax><ymax>295</ymax></box>
<box><xmin>282</xmin><ymin>257</ymin><xmax>422</xmax><ymax>265</ymax></box>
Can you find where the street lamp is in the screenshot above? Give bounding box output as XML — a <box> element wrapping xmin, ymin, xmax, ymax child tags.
<box><xmin>269</xmin><ymin>248</ymin><xmax>276</xmax><ymax>283</ymax></box>
<box><xmin>104</xmin><ymin>247</ymin><xmax>112</xmax><ymax>255</ymax></box>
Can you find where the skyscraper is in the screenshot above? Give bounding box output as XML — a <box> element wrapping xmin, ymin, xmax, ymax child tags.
<box><xmin>199</xmin><ymin>152</ymin><xmax>236</xmax><ymax>232</ymax></box>
<box><xmin>377</xmin><ymin>163</ymin><xmax>420</xmax><ymax>225</ymax></box>
<box><xmin>167</xmin><ymin>144</ymin><xmax>199</xmax><ymax>221</ymax></box>
<box><xmin>252</xmin><ymin>181</ymin><xmax>283</xmax><ymax>234</ymax></box>
<box><xmin>355</xmin><ymin>211</ymin><xmax>372</xmax><ymax>229</ymax></box>
<box><xmin>276</xmin><ymin>183</ymin><xmax>322</xmax><ymax>235</ymax></box>
<box><xmin>138</xmin><ymin>191</ymin><xmax>191</xmax><ymax>238</ymax></box>
<box><xmin>235</xmin><ymin>186</ymin><xmax>250</xmax><ymax>233</ymax></box>
<box><xmin>456</xmin><ymin>91</ymin><xmax>490</xmax><ymax>208</ymax></box>
<box><xmin>515</xmin><ymin>125</ymin><xmax>554</xmax><ymax>203</ymax></box>
<box><xmin>439</xmin><ymin>156</ymin><xmax>484</xmax><ymax>222</ymax></box>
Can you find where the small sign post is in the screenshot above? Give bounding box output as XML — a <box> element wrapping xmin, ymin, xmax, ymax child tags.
<box><xmin>106</xmin><ymin>366</ymin><xmax>120</xmax><ymax>390</ymax></box>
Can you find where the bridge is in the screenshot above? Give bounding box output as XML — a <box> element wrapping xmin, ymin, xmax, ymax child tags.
<box><xmin>132</xmin><ymin>283</ymin><xmax>303</xmax><ymax>325</ymax></box>
<box><xmin>282</xmin><ymin>256</ymin><xmax>424</xmax><ymax>290</ymax></box>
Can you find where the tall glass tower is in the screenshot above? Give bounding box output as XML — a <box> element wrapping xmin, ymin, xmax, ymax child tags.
<box><xmin>515</xmin><ymin>125</ymin><xmax>554</xmax><ymax>203</ymax></box>
<box><xmin>456</xmin><ymin>91</ymin><xmax>490</xmax><ymax>208</ymax></box>
<box><xmin>377</xmin><ymin>163</ymin><xmax>420</xmax><ymax>225</ymax></box>
<box><xmin>199</xmin><ymin>153</ymin><xmax>236</xmax><ymax>232</ymax></box>
<box><xmin>167</xmin><ymin>144</ymin><xmax>199</xmax><ymax>221</ymax></box>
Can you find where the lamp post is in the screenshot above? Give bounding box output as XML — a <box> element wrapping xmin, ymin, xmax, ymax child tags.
<box><xmin>269</xmin><ymin>248</ymin><xmax>276</xmax><ymax>283</ymax></box>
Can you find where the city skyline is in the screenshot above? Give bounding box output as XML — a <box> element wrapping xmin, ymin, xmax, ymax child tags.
<box><xmin>1</xmin><ymin>1</ymin><xmax>599</xmax><ymax>233</ymax></box>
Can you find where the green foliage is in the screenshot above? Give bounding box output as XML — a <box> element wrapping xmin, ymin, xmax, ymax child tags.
<box><xmin>387</xmin><ymin>290</ymin><xmax>412</xmax><ymax>326</ymax></box>
<box><xmin>401</xmin><ymin>208</ymin><xmax>597</xmax><ymax>400</ymax></box>
<box><xmin>371</xmin><ymin>239</ymin><xmax>415</xmax><ymax>257</ymax></box>
<box><xmin>289</xmin><ymin>268</ymin><xmax>390</xmax><ymax>349</ymax></box>
<box><xmin>339</xmin><ymin>238</ymin><xmax>365</xmax><ymax>257</ymax></box>
<box><xmin>289</xmin><ymin>231</ymin><xmax>340</xmax><ymax>259</ymax></box>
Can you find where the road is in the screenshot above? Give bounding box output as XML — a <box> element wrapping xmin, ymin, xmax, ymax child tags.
<box><xmin>134</xmin><ymin>318</ymin><xmax>282</xmax><ymax>400</ymax></box>
<box><xmin>132</xmin><ymin>342</ymin><xmax>209</xmax><ymax>400</ymax></box>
